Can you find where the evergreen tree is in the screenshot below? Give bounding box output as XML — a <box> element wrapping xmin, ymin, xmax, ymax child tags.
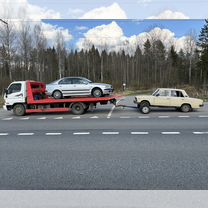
<box><xmin>197</xmin><ymin>19</ymin><xmax>208</xmax><ymax>88</ymax></box>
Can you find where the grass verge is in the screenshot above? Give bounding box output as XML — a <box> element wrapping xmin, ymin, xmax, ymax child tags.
<box><xmin>0</xmin><ymin>96</ymin><xmax>4</xmax><ymax>108</ymax></box>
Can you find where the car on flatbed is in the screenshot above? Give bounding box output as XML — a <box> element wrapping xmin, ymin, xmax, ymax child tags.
<box><xmin>134</xmin><ymin>88</ymin><xmax>204</xmax><ymax>114</ymax></box>
<box><xmin>46</xmin><ymin>77</ymin><xmax>113</xmax><ymax>99</ymax></box>
<box><xmin>3</xmin><ymin>81</ymin><xmax>118</xmax><ymax>116</ymax></box>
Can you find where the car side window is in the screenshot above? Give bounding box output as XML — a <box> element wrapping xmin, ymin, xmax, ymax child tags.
<box><xmin>8</xmin><ymin>83</ymin><xmax>21</xmax><ymax>94</ymax></box>
<box><xmin>72</xmin><ymin>78</ymin><xmax>86</xmax><ymax>84</ymax></box>
<box><xmin>171</xmin><ymin>90</ymin><xmax>177</xmax><ymax>97</ymax></box>
<box><xmin>58</xmin><ymin>78</ymin><xmax>72</xmax><ymax>84</ymax></box>
<box><xmin>171</xmin><ymin>90</ymin><xmax>184</xmax><ymax>97</ymax></box>
<box><xmin>159</xmin><ymin>90</ymin><xmax>169</xmax><ymax>96</ymax></box>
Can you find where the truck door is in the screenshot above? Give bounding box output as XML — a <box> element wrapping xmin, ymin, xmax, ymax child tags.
<box><xmin>5</xmin><ymin>83</ymin><xmax>25</xmax><ymax>105</ymax></box>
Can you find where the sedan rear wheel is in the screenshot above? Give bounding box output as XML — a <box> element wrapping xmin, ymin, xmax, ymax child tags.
<box><xmin>53</xmin><ymin>90</ymin><xmax>62</xmax><ymax>99</ymax></box>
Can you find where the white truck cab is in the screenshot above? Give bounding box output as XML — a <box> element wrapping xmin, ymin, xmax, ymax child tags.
<box><xmin>3</xmin><ymin>81</ymin><xmax>27</xmax><ymax>111</ymax></box>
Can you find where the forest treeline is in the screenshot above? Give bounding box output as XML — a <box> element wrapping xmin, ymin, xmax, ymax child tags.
<box><xmin>0</xmin><ymin>19</ymin><xmax>208</xmax><ymax>94</ymax></box>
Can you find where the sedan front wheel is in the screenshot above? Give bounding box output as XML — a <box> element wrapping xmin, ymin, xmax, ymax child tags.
<box><xmin>92</xmin><ymin>88</ymin><xmax>103</xmax><ymax>98</ymax></box>
<box><xmin>180</xmin><ymin>104</ymin><xmax>191</xmax><ymax>112</ymax></box>
<box><xmin>140</xmin><ymin>102</ymin><xmax>150</xmax><ymax>114</ymax></box>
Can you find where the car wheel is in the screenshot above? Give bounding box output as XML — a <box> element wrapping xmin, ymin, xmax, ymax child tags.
<box><xmin>92</xmin><ymin>88</ymin><xmax>103</xmax><ymax>98</ymax></box>
<box><xmin>13</xmin><ymin>104</ymin><xmax>25</xmax><ymax>116</ymax></box>
<box><xmin>181</xmin><ymin>104</ymin><xmax>191</xmax><ymax>113</ymax></box>
<box><xmin>71</xmin><ymin>102</ymin><xmax>85</xmax><ymax>115</ymax></box>
<box><xmin>140</xmin><ymin>101</ymin><xmax>150</xmax><ymax>114</ymax></box>
<box><xmin>53</xmin><ymin>90</ymin><xmax>62</xmax><ymax>99</ymax></box>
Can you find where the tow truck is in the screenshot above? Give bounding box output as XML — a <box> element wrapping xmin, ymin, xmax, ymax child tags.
<box><xmin>3</xmin><ymin>81</ymin><xmax>119</xmax><ymax>116</ymax></box>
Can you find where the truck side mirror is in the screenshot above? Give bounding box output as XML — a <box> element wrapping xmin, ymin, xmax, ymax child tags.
<box><xmin>4</xmin><ymin>88</ymin><xmax>8</xmax><ymax>95</ymax></box>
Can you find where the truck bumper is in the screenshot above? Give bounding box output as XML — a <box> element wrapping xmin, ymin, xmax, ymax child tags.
<box><xmin>3</xmin><ymin>105</ymin><xmax>7</xmax><ymax>111</ymax></box>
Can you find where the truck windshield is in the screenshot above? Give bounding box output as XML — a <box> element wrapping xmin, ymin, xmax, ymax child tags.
<box><xmin>8</xmin><ymin>83</ymin><xmax>21</xmax><ymax>94</ymax></box>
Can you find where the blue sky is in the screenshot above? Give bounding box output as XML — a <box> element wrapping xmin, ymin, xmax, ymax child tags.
<box><xmin>43</xmin><ymin>19</ymin><xmax>205</xmax><ymax>48</ymax></box>
<box><xmin>28</xmin><ymin>0</ymin><xmax>208</xmax><ymax>19</ymax></box>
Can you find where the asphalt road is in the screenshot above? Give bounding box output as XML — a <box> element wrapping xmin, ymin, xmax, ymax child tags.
<box><xmin>0</xmin><ymin>96</ymin><xmax>208</xmax><ymax>190</ymax></box>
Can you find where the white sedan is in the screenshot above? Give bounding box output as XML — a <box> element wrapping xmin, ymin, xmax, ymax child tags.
<box><xmin>46</xmin><ymin>77</ymin><xmax>114</xmax><ymax>99</ymax></box>
<box><xmin>134</xmin><ymin>88</ymin><xmax>204</xmax><ymax>114</ymax></box>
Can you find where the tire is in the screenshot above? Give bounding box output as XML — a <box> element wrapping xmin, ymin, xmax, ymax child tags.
<box><xmin>71</xmin><ymin>102</ymin><xmax>85</xmax><ymax>115</ymax></box>
<box><xmin>13</xmin><ymin>104</ymin><xmax>25</xmax><ymax>116</ymax></box>
<box><xmin>84</xmin><ymin>105</ymin><xmax>89</xmax><ymax>112</ymax></box>
<box><xmin>140</xmin><ymin>101</ymin><xmax>150</xmax><ymax>114</ymax></box>
<box><xmin>53</xmin><ymin>90</ymin><xmax>62</xmax><ymax>99</ymax></box>
<box><xmin>92</xmin><ymin>88</ymin><xmax>103</xmax><ymax>98</ymax></box>
<box><xmin>180</xmin><ymin>104</ymin><xmax>191</xmax><ymax>113</ymax></box>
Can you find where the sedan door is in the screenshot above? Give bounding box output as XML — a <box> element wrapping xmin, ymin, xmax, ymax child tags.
<box><xmin>58</xmin><ymin>78</ymin><xmax>73</xmax><ymax>96</ymax></box>
<box><xmin>153</xmin><ymin>89</ymin><xmax>171</xmax><ymax>107</ymax></box>
<box><xmin>71</xmin><ymin>78</ymin><xmax>91</xmax><ymax>96</ymax></box>
<box><xmin>169</xmin><ymin>90</ymin><xmax>185</xmax><ymax>107</ymax></box>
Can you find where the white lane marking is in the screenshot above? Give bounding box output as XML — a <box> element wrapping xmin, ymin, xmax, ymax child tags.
<box><xmin>73</xmin><ymin>132</ymin><xmax>90</xmax><ymax>135</ymax></box>
<box><xmin>20</xmin><ymin>117</ymin><xmax>29</xmax><ymax>120</ymax></box>
<box><xmin>72</xmin><ymin>116</ymin><xmax>81</xmax><ymax>119</ymax></box>
<box><xmin>102</xmin><ymin>132</ymin><xmax>119</xmax><ymax>135</ymax></box>
<box><xmin>18</xmin><ymin>133</ymin><xmax>34</xmax><ymax>136</ymax></box>
<box><xmin>178</xmin><ymin>115</ymin><xmax>190</xmax><ymax>118</ymax></box>
<box><xmin>2</xmin><ymin>117</ymin><xmax>13</xmax><ymax>120</ymax></box>
<box><xmin>46</xmin><ymin>133</ymin><xmax>62</xmax><ymax>136</ymax></box>
<box><xmin>37</xmin><ymin>117</ymin><xmax>46</xmax><ymax>120</ymax></box>
<box><xmin>107</xmin><ymin>105</ymin><xmax>115</xmax><ymax>119</ymax></box>
<box><xmin>198</xmin><ymin>115</ymin><xmax>208</xmax><ymax>118</ymax></box>
<box><xmin>90</xmin><ymin>116</ymin><xmax>99</xmax><ymax>119</ymax></box>
<box><xmin>138</xmin><ymin>116</ymin><xmax>150</xmax><ymax>119</ymax></box>
<box><xmin>161</xmin><ymin>132</ymin><xmax>181</xmax><ymax>135</ymax></box>
<box><xmin>107</xmin><ymin>98</ymin><xmax>123</xmax><ymax>119</ymax></box>
<box><xmin>131</xmin><ymin>132</ymin><xmax>149</xmax><ymax>135</ymax></box>
<box><xmin>158</xmin><ymin>116</ymin><xmax>170</xmax><ymax>118</ymax></box>
<box><xmin>120</xmin><ymin>116</ymin><xmax>130</xmax><ymax>119</ymax></box>
<box><xmin>54</xmin><ymin>117</ymin><xmax>63</xmax><ymax>120</ymax></box>
<box><xmin>0</xmin><ymin>133</ymin><xmax>9</xmax><ymax>136</ymax></box>
<box><xmin>193</xmin><ymin>132</ymin><xmax>208</xmax><ymax>135</ymax></box>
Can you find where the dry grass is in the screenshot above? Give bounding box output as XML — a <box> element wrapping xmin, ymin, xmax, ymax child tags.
<box><xmin>115</xmin><ymin>89</ymin><xmax>153</xmax><ymax>96</ymax></box>
<box><xmin>0</xmin><ymin>96</ymin><xmax>4</xmax><ymax>108</ymax></box>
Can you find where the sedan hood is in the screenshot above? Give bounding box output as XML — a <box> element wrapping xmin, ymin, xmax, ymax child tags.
<box><xmin>92</xmin><ymin>83</ymin><xmax>112</xmax><ymax>88</ymax></box>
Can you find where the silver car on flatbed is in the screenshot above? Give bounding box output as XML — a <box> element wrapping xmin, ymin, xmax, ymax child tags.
<box><xmin>46</xmin><ymin>77</ymin><xmax>114</xmax><ymax>99</ymax></box>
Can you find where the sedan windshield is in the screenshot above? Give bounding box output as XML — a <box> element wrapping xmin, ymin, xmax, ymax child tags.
<box><xmin>152</xmin><ymin>89</ymin><xmax>159</xmax><ymax>96</ymax></box>
<box><xmin>83</xmin><ymin>78</ymin><xmax>92</xmax><ymax>83</ymax></box>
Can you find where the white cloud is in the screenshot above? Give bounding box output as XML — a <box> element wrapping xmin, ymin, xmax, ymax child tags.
<box><xmin>77</xmin><ymin>21</ymin><xmax>193</xmax><ymax>55</ymax></box>
<box><xmin>80</xmin><ymin>2</ymin><xmax>127</xmax><ymax>19</ymax></box>
<box><xmin>75</xmin><ymin>26</ymin><xmax>89</xmax><ymax>31</ymax></box>
<box><xmin>67</xmin><ymin>8</ymin><xmax>84</xmax><ymax>18</ymax></box>
<box><xmin>42</xmin><ymin>23</ymin><xmax>73</xmax><ymax>45</ymax></box>
<box><xmin>147</xmin><ymin>10</ymin><xmax>190</xmax><ymax>19</ymax></box>
<box><xmin>0</xmin><ymin>0</ymin><xmax>72</xmax><ymax>45</ymax></box>
<box><xmin>0</xmin><ymin>0</ymin><xmax>61</xmax><ymax>20</ymax></box>
<box><xmin>77</xmin><ymin>21</ymin><xmax>125</xmax><ymax>51</ymax></box>
<box><xmin>137</xmin><ymin>0</ymin><xmax>152</xmax><ymax>7</ymax></box>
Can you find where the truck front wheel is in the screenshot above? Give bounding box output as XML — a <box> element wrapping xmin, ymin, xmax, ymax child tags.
<box><xmin>71</xmin><ymin>102</ymin><xmax>85</xmax><ymax>115</ymax></box>
<box><xmin>13</xmin><ymin>104</ymin><xmax>25</xmax><ymax>116</ymax></box>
